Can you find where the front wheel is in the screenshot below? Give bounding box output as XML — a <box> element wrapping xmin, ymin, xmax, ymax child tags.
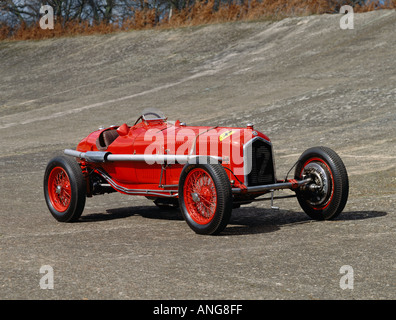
<box><xmin>44</xmin><ymin>156</ymin><xmax>86</xmax><ymax>222</ymax></box>
<box><xmin>178</xmin><ymin>163</ymin><xmax>232</xmax><ymax>235</ymax></box>
<box><xmin>294</xmin><ymin>146</ymin><xmax>348</xmax><ymax>220</ymax></box>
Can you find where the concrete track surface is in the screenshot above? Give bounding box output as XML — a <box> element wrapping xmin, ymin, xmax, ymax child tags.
<box><xmin>0</xmin><ymin>10</ymin><xmax>395</xmax><ymax>299</ymax></box>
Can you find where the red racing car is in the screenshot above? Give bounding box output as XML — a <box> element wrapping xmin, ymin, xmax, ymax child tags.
<box><xmin>44</xmin><ymin>109</ymin><xmax>349</xmax><ymax>235</ymax></box>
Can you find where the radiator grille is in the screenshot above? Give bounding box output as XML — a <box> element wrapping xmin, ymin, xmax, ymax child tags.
<box><xmin>246</xmin><ymin>138</ymin><xmax>275</xmax><ymax>186</ymax></box>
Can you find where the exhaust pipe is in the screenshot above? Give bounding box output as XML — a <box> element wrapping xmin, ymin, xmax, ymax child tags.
<box><xmin>64</xmin><ymin>149</ymin><xmax>222</xmax><ymax>164</ymax></box>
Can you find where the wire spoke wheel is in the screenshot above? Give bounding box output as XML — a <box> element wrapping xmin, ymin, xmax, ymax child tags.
<box><xmin>179</xmin><ymin>162</ymin><xmax>232</xmax><ymax>235</ymax></box>
<box><xmin>184</xmin><ymin>168</ymin><xmax>217</xmax><ymax>225</ymax></box>
<box><xmin>44</xmin><ymin>156</ymin><xmax>86</xmax><ymax>222</ymax></box>
<box><xmin>48</xmin><ymin>167</ymin><xmax>72</xmax><ymax>212</ymax></box>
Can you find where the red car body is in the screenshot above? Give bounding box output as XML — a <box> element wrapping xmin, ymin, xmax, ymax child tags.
<box><xmin>75</xmin><ymin>121</ymin><xmax>270</xmax><ymax>196</ymax></box>
<box><xmin>44</xmin><ymin>110</ymin><xmax>349</xmax><ymax>234</ymax></box>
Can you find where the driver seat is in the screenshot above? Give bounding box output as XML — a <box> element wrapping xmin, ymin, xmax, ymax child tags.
<box><xmin>96</xmin><ymin>129</ymin><xmax>119</xmax><ymax>151</ymax></box>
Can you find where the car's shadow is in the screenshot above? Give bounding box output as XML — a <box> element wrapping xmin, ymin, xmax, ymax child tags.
<box><xmin>80</xmin><ymin>205</ymin><xmax>181</xmax><ymax>221</ymax></box>
<box><xmin>223</xmin><ymin>208</ymin><xmax>387</xmax><ymax>236</ymax></box>
<box><xmin>80</xmin><ymin>204</ymin><xmax>387</xmax><ymax>236</ymax></box>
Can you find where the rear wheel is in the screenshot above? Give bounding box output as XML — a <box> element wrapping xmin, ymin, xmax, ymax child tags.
<box><xmin>44</xmin><ymin>156</ymin><xmax>86</xmax><ymax>222</ymax></box>
<box><xmin>178</xmin><ymin>163</ymin><xmax>232</xmax><ymax>235</ymax></box>
<box><xmin>294</xmin><ymin>147</ymin><xmax>348</xmax><ymax>220</ymax></box>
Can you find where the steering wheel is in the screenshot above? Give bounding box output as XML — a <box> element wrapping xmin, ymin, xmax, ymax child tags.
<box><xmin>143</xmin><ymin>112</ymin><xmax>162</xmax><ymax>119</ymax></box>
<box><xmin>133</xmin><ymin>115</ymin><xmax>143</xmax><ymax>126</ymax></box>
<box><xmin>133</xmin><ymin>112</ymin><xmax>164</xmax><ymax>126</ymax></box>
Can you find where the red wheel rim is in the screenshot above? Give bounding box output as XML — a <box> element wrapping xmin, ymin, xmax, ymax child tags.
<box><xmin>183</xmin><ymin>168</ymin><xmax>217</xmax><ymax>225</ymax></box>
<box><xmin>299</xmin><ymin>157</ymin><xmax>334</xmax><ymax>210</ymax></box>
<box><xmin>48</xmin><ymin>167</ymin><xmax>71</xmax><ymax>212</ymax></box>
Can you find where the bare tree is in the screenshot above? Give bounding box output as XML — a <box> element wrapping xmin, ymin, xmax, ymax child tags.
<box><xmin>0</xmin><ymin>0</ymin><xmax>123</xmax><ymax>25</ymax></box>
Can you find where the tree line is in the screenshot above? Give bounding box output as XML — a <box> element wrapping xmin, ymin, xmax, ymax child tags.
<box><xmin>0</xmin><ymin>0</ymin><xmax>394</xmax><ymax>40</ymax></box>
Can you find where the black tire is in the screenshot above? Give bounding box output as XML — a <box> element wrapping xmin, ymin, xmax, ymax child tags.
<box><xmin>294</xmin><ymin>146</ymin><xmax>348</xmax><ymax>220</ymax></box>
<box><xmin>178</xmin><ymin>162</ymin><xmax>232</xmax><ymax>235</ymax></box>
<box><xmin>44</xmin><ymin>156</ymin><xmax>86</xmax><ymax>222</ymax></box>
